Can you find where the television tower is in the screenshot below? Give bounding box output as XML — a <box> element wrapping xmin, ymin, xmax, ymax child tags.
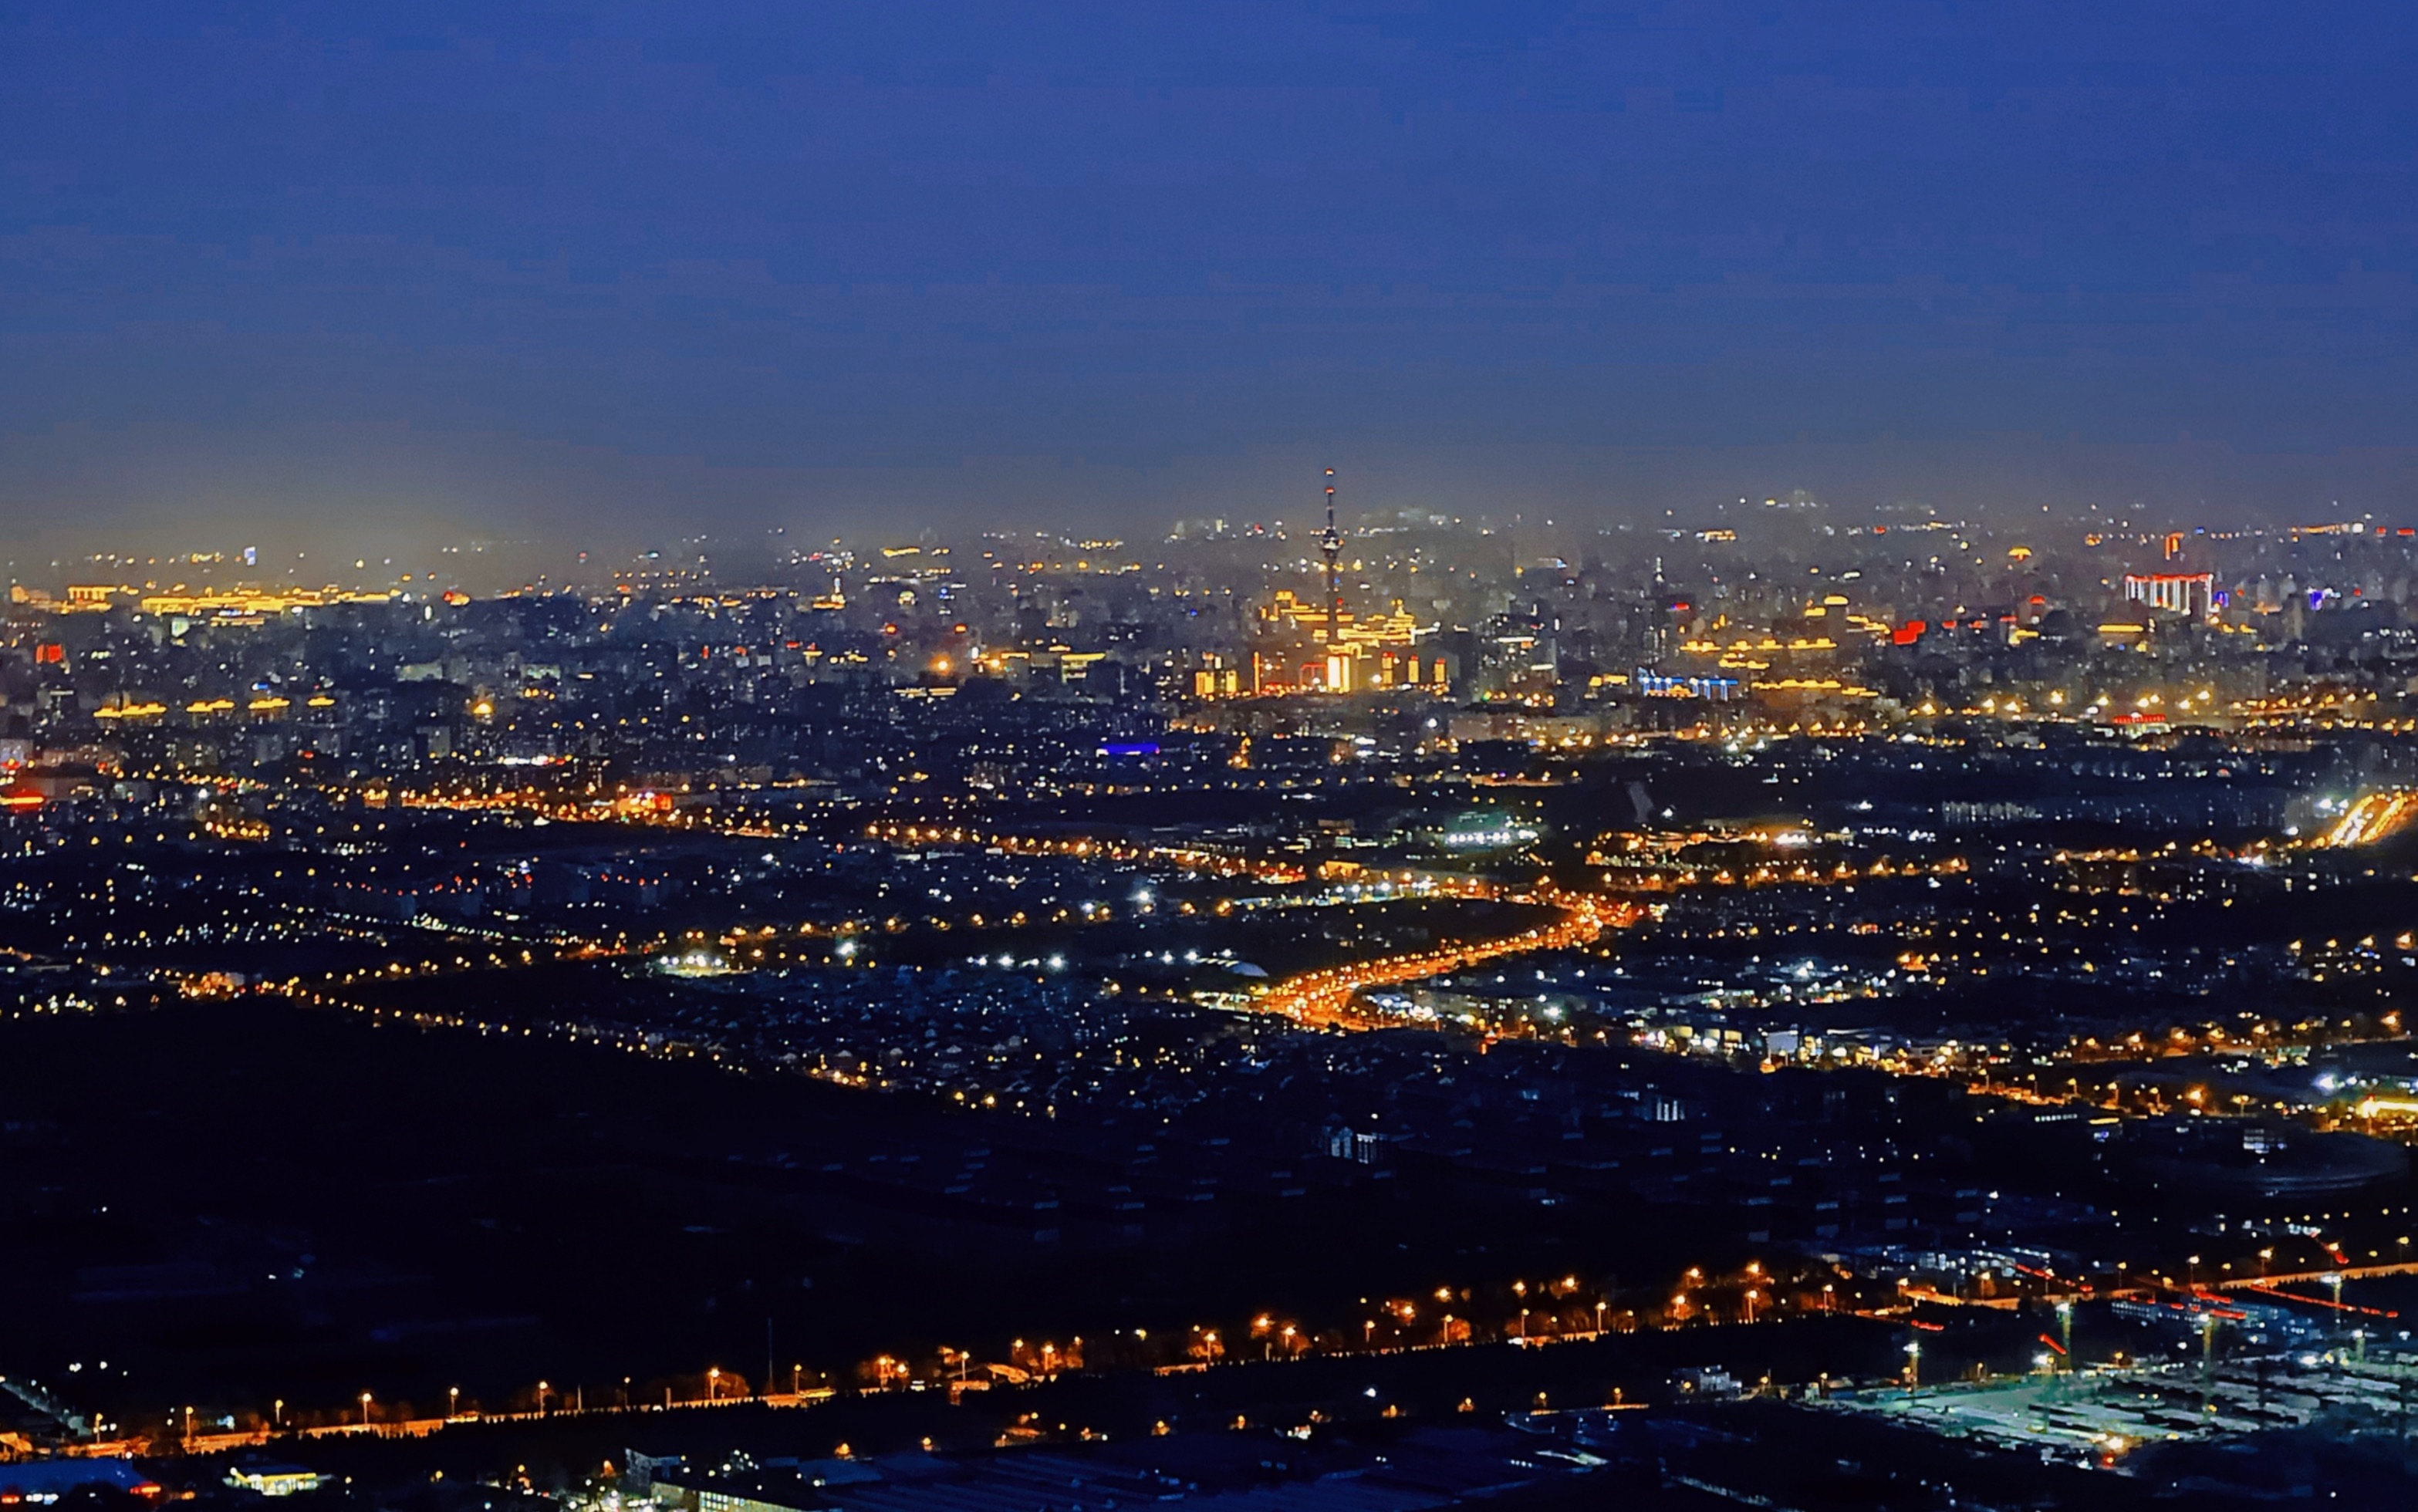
<box><xmin>1319</xmin><ymin>468</ymin><xmax>1342</xmax><ymax>644</ymax></box>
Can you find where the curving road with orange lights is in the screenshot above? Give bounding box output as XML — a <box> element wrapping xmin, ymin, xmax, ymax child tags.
<box><xmin>2317</xmin><ymin>788</ymin><xmax>2418</xmax><ymax>849</ymax></box>
<box><xmin>861</xmin><ymin>822</ymin><xmax>1646</xmax><ymax>1032</ymax></box>
<box><xmin>1255</xmin><ymin>886</ymin><xmax>1642</xmax><ymax>1030</ymax></box>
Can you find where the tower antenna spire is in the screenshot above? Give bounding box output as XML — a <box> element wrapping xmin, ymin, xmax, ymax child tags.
<box><xmin>1320</xmin><ymin>468</ymin><xmax>1342</xmax><ymax>645</ymax></box>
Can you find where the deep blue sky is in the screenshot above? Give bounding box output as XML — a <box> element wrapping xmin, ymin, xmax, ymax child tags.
<box><xmin>8</xmin><ymin>1</ymin><xmax>2418</xmax><ymax>551</ymax></box>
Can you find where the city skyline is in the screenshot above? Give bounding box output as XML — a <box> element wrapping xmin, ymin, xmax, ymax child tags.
<box><xmin>17</xmin><ymin>6</ymin><xmax>2418</xmax><ymax>1508</ymax></box>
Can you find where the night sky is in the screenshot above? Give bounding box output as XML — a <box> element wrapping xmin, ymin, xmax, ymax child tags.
<box><xmin>8</xmin><ymin>1</ymin><xmax>2418</xmax><ymax>552</ymax></box>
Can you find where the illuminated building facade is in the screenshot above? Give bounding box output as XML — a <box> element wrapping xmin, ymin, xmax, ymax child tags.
<box><xmin>2123</xmin><ymin>572</ymin><xmax>2214</xmax><ymax>616</ymax></box>
<box><xmin>1242</xmin><ymin>589</ymin><xmax>1440</xmax><ymax>694</ymax></box>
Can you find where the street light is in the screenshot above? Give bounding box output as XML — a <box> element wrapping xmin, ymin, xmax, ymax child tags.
<box><xmin>448</xmin><ymin>1387</ymin><xmax>459</xmax><ymax>1419</ymax></box>
<box><xmin>360</xmin><ymin>1392</ymin><xmax>373</xmax><ymax>1427</ymax></box>
<box><xmin>708</xmin><ymin>1367</ymin><xmax>721</xmax><ymax>1402</ymax></box>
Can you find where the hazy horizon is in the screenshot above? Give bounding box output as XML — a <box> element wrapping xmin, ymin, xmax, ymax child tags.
<box><xmin>11</xmin><ymin>2</ymin><xmax>2418</xmax><ymax>551</ymax></box>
